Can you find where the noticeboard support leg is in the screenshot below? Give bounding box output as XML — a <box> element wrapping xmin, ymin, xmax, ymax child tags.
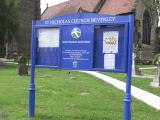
<box><xmin>124</xmin><ymin>72</ymin><xmax>132</xmax><ymax>120</ymax></box>
<box><xmin>28</xmin><ymin>67</ymin><xmax>35</xmax><ymax>117</ymax></box>
<box><xmin>28</xmin><ymin>21</ymin><xmax>36</xmax><ymax>117</ymax></box>
<box><xmin>123</xmin><ymin>14</ymin><xmax>134</xmax><ymax>120</ymax></box>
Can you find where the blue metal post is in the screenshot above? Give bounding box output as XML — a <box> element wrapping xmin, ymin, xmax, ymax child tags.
<box><xmin>29</xmin><ymin>21</ymin><xmax>36</xmax><ymax>117</ymax></box>
<box><xmin>124</xmin><ymin>15</ymin><xmax>134</xmax><ymax>120</ymax></box>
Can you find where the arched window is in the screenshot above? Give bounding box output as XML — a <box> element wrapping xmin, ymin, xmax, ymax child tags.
<box><xmin>142</xmin><ymin>10</ymin><xmax>151</xmax><ymax>45</ymax></box>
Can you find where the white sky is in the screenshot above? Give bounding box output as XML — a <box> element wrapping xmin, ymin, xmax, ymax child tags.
<box><xmin>41</xmin><ymin>0</ymin><xmax>69</xmax><ymax>13</ymax></box>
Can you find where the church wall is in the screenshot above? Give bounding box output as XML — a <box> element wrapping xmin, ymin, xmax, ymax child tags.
<box><xmin>134</xmin><ymin>0</ymin><xmax>158</xmax><ymax>63</ymax></box>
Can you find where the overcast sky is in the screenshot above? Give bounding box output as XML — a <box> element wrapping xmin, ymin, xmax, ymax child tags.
<box><xmin>41</xmin><ymin>0</ymin><xmax>69</xmax><ymax>13</ymax></box>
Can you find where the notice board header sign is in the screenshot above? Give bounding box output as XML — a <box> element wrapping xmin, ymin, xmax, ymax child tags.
<box><xmin>36</xmin><ymin>13</ymin><xmax>131</xmax><ymax>26</ymax></box>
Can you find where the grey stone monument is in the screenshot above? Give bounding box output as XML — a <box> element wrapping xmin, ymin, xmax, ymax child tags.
<box><xmin>132</xmin><ymin>52</ymin><xmax>141</xmax><ymax>76</ymax></box>
<box><xmin>151</xmin><ymin>60</ymin><xmax>160</xmax><ymax>87</ymax></box>
<box><xmin>0</xmin><ymin>58</ymin><xmax>4</xmax><ymax>66</ymax></box>
<box><xmin>18</xmin><ymin>55</ymin><xmax>28</xmax><ymax>76</ymax></box>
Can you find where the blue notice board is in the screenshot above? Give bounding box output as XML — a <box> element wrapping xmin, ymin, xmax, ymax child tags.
<box><xmin>33</xmin><ymin>13</ymin><xmax>131</xmax><ymax>73</ymax></box>
<box><xmin>29</xmin><ymin>13</ymin><xmax>134</xmax><ymax>120</ymax></box>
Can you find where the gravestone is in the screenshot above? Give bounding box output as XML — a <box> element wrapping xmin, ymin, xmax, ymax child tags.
<box><xmin>151</xmin><ymin>61</ymin><xmax>160</xmax><ymax>87</ymax></box>
<box><xmin>18</xmin><ymin>55</ymin><xmax>28</xmax><ymax>76</ymax></box>
<box><xmin>0</xmin><ymin>58</ymin><xmax>4</xmax><ymax>66</ymax></box>
<box><xmin>132</xmin><ymin>52</ymin><xmax>141</xmax><ymax>76</ymax></box>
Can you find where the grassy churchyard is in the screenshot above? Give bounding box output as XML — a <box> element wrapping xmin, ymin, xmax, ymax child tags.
<box><xmin>0</xmin><ymin>63</ymin><xmax>160</xmax><ymax>120</ymax></box>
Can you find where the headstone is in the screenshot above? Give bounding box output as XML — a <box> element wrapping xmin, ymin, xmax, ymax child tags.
<box><xmin>0</xmin><ymin>58</ymin><xmax>4</xmax><ymax>66</ymax></box>
<box><xmin>151</xmin><ymin>62</ymin><xmax>160</xmax><ymax>87</ymax></box>
<box><xmin>18</xmin><ymin>55</ymin><xmax>28</xmax><ymax>76</ymax></box>
<box><xmin>132</xmin><ymin>52</ymin><xmax>141</xmax><ymax>76</ymax></box>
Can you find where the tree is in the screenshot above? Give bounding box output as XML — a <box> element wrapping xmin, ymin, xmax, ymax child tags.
<box><xmin>0</xmin><ymin>0</ymin><xmax>19</xmax><ymax>57</ymax></box>
<box><xmin>0</xmin><ymin>0</ymin><xmax>8</xmax><ymax>57</ymax></box>
<box><xmin>6</xmin><ymin>0</ymin><xmax>19</xmax><ymax>43</ymax></box>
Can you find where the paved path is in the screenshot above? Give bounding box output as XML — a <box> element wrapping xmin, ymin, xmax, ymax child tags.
<box><xmin>81</xmin><ymin>71</ymin><xmax>160</xmax><ymax>110</ymax></box>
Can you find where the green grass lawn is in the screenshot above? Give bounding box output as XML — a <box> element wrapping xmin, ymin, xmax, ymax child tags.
<box><xmin>0</xmin><ymin>64</ymin><xmax>160</xmax><ymax>120</ymax></box>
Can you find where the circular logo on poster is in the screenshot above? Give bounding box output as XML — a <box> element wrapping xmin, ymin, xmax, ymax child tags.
<box><xmin>71</xmin><ymin>28</ymin><xmax>81</xmax><ymax>39</ymax></box>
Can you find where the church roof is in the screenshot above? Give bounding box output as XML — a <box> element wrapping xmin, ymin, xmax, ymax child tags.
<box><xmin>41</xmin><ymin>0</ymin><xmax>135</xmax><ymax>20</ymax></box>
<box><xmin>99</xmin><ymin>0</ymin><xmax>135</xmax><ymax>15</ymax></box>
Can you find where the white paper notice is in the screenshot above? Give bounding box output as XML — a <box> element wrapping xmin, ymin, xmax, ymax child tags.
<box><xmin>38</xmin><ymin>28</ymin><xmax>60</xmax><ymax>47</ymax></box>
<box><xmin>104</xmin><ymin>54</ymin><xmax>115</xmax><ymax>69</ymax></box>
<box><xmin>103</xmin><ymin>31</ymin><xmax>119</xmax><ymax>53</ymax></box>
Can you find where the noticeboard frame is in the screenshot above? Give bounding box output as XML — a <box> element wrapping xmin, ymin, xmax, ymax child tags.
<box><xmin>29</xmin><ymin>13</ymin><xmax>134</xmax><ymax>120</ymax></box>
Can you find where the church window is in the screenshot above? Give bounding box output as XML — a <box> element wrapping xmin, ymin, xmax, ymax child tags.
<box><xmin>142</xmin><ymin>10</ymin><xmax>151</xmax><ymax>45</ymax></box>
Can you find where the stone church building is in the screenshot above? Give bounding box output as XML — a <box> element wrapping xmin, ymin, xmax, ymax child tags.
<box><xmin>42</xmin><ymin>0</ymin><xmax>159</xmax><ymax>63</ymax></box>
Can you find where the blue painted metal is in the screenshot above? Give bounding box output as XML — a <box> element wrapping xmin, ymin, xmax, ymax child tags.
<box><xmin>124</xmin><ymin>23</ymin><xmax>129</xmax><ymax>72</ymax></box>
<box><xmin>58</xmin><ymin>26</ymin><xmax>63</xmax><ymax>68</ymax></box>
<box><xmin>124</xmin><ymin>15</ymin><xmax>134</xmax><ymax>120</ymax></box>
<box><xmin>34</xmin><ymin>14</ymin><xmax>132</xmax><ymax>73</ymax></box>
<box><xmin>29</xmin><ymin>21</ymin><xmax>36</xmax><ymax>117</ymax></box>
<box><xmin>61</xmin><ymin>25</ymin><xmax>93</xmax><ymax>70</ymax></box>
<box><xmin>94</xmin><ymin>25</ymin><xmax>126</xmax><ymax>71</ymax></box>
<box><xmin>30</xmin><ymin>13</ymin><xmax>134</xmax><ymax>119</ymax></box>
<box><xmin>35</xmin><ymin>13</ymin><xmax>131</xmax><ymax>27</ymax></box>
<box><xmin>36</xmin><ymin>47</ymin><xmax>59</xmax><ymax>66</ymax></box>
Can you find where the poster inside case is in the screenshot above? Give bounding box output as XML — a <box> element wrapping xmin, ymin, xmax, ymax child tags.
<box><xmin>38</xmin><ymin>28</ymin><xmax>60</xmax><ymax>48</ymax></box>
<box><xmin>104</xmin><ymin>54</ymin><xmax>115</xmax><ymax>69</ymax></box>
<box><xmin>103</xmin><ymin>31</ymin><xmax>119</xmax><ymax>53</ymax></box>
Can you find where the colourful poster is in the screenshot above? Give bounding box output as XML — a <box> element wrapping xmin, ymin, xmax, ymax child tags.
<box><xmin>103</xmin><ymin>31</ymin><xmax>119</xmax><ymax>53</ymax></box>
